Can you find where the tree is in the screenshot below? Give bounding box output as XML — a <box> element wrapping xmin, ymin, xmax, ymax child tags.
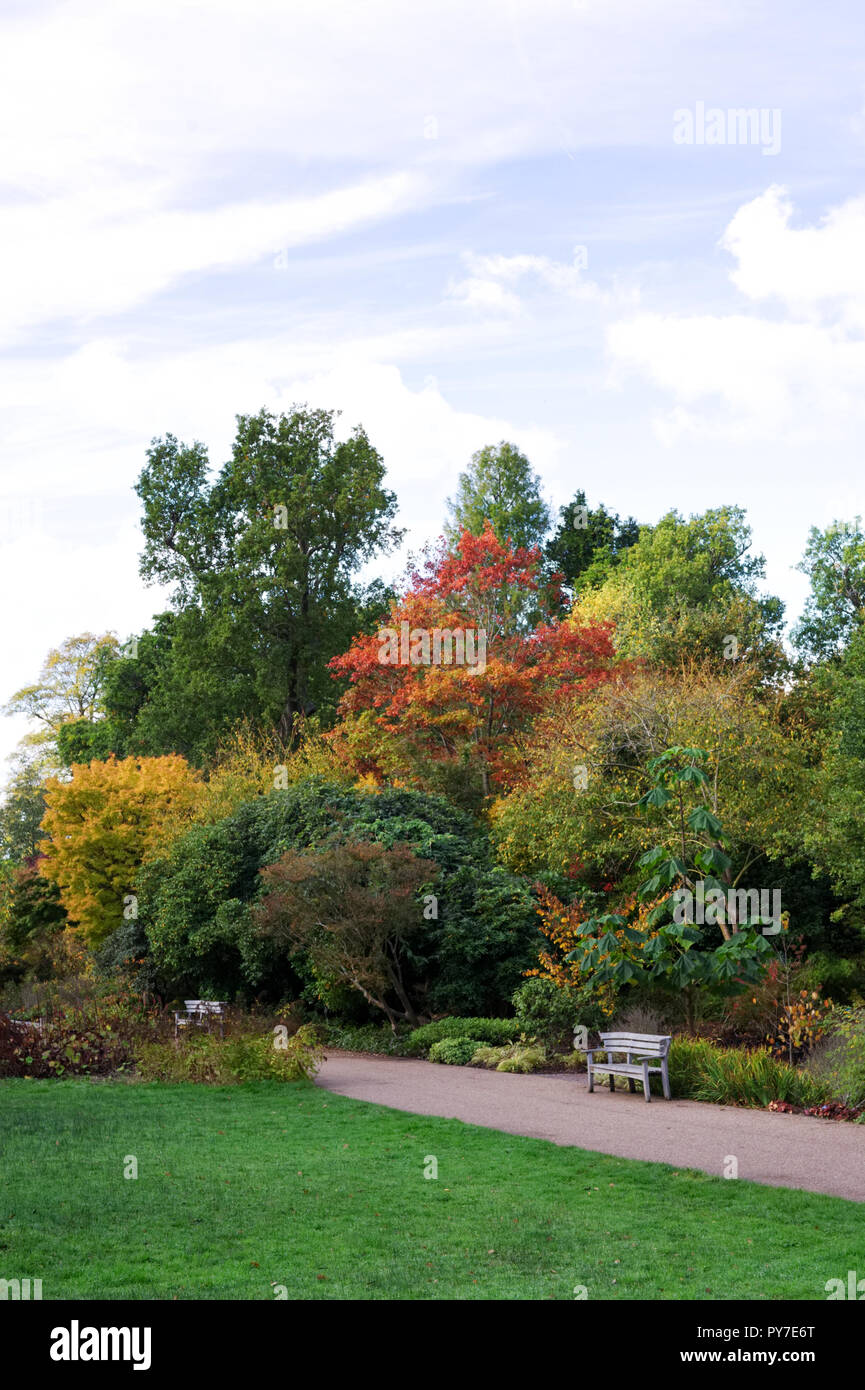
<box><xmin>572</xmin><ymin>507</ymin><xmax>785</xmax><ymax>675</ymax></box>
<box><xmin>445</xmin><ymin>442</ymin><xmax>551</xmax><ymax>551</ymax></box>
<box><xmin>133</xmin><ymin>781</ymin><xmax>540</xmax><ymax>1011</ymax></box>
<box><xmin>803</xmin><ymin>625</ymin><xmax>865</xmax><ymax>912</ymax></box>
<box><xmin>0</xmin><ymin>859</ymin><xmax>67</xmax><ymax>979</ymax></box>
<box><xmin>563</xmin><ymin>747</ymin><xmax>775</xmax><ymax>1030</ymax></box>
<box><xmin>255</xmin><ymin>838</ymin><xmax>439</xmax><ymax>1029</ymax></box>
<box><xmin>2</xmin><ymin>633</ymin><xmax>119</xmax><ymax>753</ymax></box>
<box><xmin>0</xmin><ymin>754</ymin><xmax>51</xmax><ymax>863</ymax></box>
<box><xmin>328</xmin><ymin>524</ymin><xmax>616</xmax><ymax>802</ymax></box>
<box><xmin>793</xmin><ymin>518</ymin><xmax>865</xmax><ymax>662</ymax></box>
<box><xmin>39</xmin><ymin>755</ymin><xmax>202</xmax><ymax>946</ymax></box>
<box><xmin>492</xmin><ymin>661</ymin><xmax>810</xmax><ymax>899</ymax></box>
<box><xmin>544</xmin><ymin>490</ymin><xmax>639</xmax><ymax>599</ymax></box>
<box><xmin>134</xmin><ymin>407</ymin><xmax>403</xmax><ymax>746</ymax></box>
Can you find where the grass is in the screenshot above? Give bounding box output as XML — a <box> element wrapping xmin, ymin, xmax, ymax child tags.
<box><xmin>0</xmin><ymin>1078</ymin><xmax>859</xmax><ymax>1300</ymax></box>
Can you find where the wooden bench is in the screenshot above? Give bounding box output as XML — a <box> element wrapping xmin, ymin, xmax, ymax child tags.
<box><xmin>174</xmin><ymin>1000</ymin><xmax>226</xmax><ymax>1038</ymax></box>
<box><xmin>586</xmin><ymin>1032</ymin><xmax>672</xmax><ymax>1103</ymax></box>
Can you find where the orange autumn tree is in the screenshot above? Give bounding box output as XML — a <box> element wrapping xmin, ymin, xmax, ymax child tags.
<box><xmin>39</xmin><ymin>754</ymin><xmax>202</xmax><ymax>947</ymax></box>
<box><xmin>327</xmin><ymin>523</ymin><xmax>617</xmax><ymax>803</ymax></box>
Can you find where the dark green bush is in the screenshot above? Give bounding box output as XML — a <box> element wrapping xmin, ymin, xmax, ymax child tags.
<box><xmin>404</xmin><ymin>1016</ymin><xmax>520</xmax><ymax>1056</ymax></box>
<box><xmin>322</xmin><ymin>1021</ymin><xmax>411</xmax><ymax>1056</ymax></box>
<box><xmin>133</xmin><ymin>780</ymin><xmax>542</xmax><ymax>1015</ymax></box>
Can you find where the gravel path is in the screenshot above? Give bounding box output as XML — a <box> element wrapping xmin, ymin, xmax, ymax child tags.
<box><xmin>316</xmin><ymin>1051</ymin><xmax>865</xmax><ymax>1202</ymax></box>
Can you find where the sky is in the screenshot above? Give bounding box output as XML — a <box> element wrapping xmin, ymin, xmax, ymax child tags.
<box><xmin>1</xmin><ymin>0</ymin><xmax>864</xmax><ymax>769</ymax></box>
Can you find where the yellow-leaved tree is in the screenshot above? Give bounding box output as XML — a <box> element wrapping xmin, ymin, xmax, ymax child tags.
<box><xmin>39</xmin><ymin>755</ymin><xmax>202</xmax><ymax>946</ymax></box>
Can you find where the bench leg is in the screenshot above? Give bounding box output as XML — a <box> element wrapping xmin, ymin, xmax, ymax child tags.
<box><xmin>662</xmin><ymin>1061</ymin><xmax>671</xmax><ymax>1100</ymax></box>
<box><xmin>587</xmin><ymin>1063</ymin><xmax>594</xmax><ymax>1093</ymax></box>
<box><xmin>609</xmin><ymin>1070</ymin><xmax>615</xmax><ymax>1092</ymax></box>
<box><xmin>642</xmin><ymin>1060</ymin><xmax>651</xmax><ymax>1102</ymax></box>
<box><xmin>628</xmin><ymin>1077</ymin><xmax>636</xmax><ymax>1093</ymax></box>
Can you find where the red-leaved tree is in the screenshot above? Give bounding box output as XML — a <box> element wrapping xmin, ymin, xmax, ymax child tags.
<box><xmin>328</xmin><ymin>524</ymin><xmax>617</xmax><ymax>801</ymax></box>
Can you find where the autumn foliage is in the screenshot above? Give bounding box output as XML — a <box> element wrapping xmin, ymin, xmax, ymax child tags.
<box><xmin>328</xmin><ymin>524</ymin><xmax>616</xmax><ymax>798</ymax></box>
<box><xmin>39</xmin><ymin>755</ymin><xmax>202</xmax><ymax>946</ymax></box>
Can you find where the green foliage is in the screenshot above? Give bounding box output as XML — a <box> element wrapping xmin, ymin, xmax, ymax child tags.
<box><xmin>805</xmin><ymin>1006</ymin><xmax>865</xmax><ymax>1108</ymax></box>
<box><xmin>511</xmin><ymin>976</ymin><xmax>603</xmax><ymax>1052</ymax></box>
<box><xmin>574</xmin><ymin>506</ymin><xmax>785</xmax><ymax>674</ymax></box>
<box><xmin>793</xmin><ymin>518</ymin><xmax>865</xmax><ymax>661</ymax></box>
<box><xmin>0</xmin><ymin>756</ymin><xmax>50</xmax><ymax>863</ymax></box>
<box><xmin>444</xmin><ymin>441</ymin><xmax>551</xmax><ymax>551</ymax></box>
<box><xmin>0</xmin><ymin>861</ymin><xmax>66</xmax><ymax>980</ymax></box>
<box><xmin>804</xmin><ymin>627</ymin><xmax>865</xmax><ymax>911</ymax></box>
<box><xmin>56</xmin><ymin>717</ymin><xmax>127</xmax><ymax>765</ymax></box>
<box><xmin>471</xmin><ymin>1041</ymin><xmax>548</xmax><ymax>1072</ymax></box>
<box><xmin>428</xmin><ymin>1035</ymin><xmax>483</xmax><ymax>1064</ymax></box>
<box><xmin>133</xmin><ymin>407</ymin><xmax>403</xmax><ymax>754</ymax></box>
<box><xmin>668</xmin><ymin>1037</ymin><xmax>828</xmax><ymax>1108</ymax></box>
<box><xmin>544</xmin><ymin>490</ymin><xmax>639</xmax><ymax>599</ymax></box>
<box><xmin>134</xmin><ymin>780</ymin><xmax>540</xmax><ymax>1013</ymax></box>
<box><xmin>134</xmin><ymin>1024</ymin><xmax>323</xmax><ymax>1084</ymax></box>
<box><xmin>404</xmin><ymin>1015</ymin><xmax>520</xmax><ymax>1056</ymax></box>
<box><xmin>563</xmin><ymin>748</ymin><xmax>774</xmax><ymax>1014</ymax></box>
<box><xmin>321</xmin><ymin>1020</ymin><xmax>412</xmax><ymax>1055</ymax></box>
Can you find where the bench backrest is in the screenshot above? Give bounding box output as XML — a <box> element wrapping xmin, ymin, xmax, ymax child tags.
<box><xmin>599</xmin><ymin>1032</ymin><xmax>672</xmax><ymax>1056</ymax></box>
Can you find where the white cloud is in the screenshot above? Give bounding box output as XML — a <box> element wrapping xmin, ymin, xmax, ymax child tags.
<box><xmin>606</xmin><ymin>189</ymin><xmax>865</xmax><ymax>442</ymax></box>
<box><xmin>721</xmin><ymin>185</ymin><xmax>865</xmax><ymax>330</ymax></box>
<box><xmin>447</xmin><ymin>247</ymin><xmax>637</xmax><ymax>315</ymax></box>
<box><xmin>0</xmin><ymin>172</ymin><xmax>428</xmax><ymax>343</ymax></box>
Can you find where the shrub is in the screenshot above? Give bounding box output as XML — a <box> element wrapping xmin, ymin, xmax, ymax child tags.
<box><xmin>0</xmin><ymin>1009</ymin><xmax>134</xmax><ymax>1078</ymax></box>
<box><xmin>134</xmin><ymin>1023</ymin><xmax>324</xmax><ymax>1083</ymax></box>
<box><xmin>405</xmin><ymin>1016</ymin><xmax>520</xmax><ymax>1056</ymax></box>
<box><xmin>428</xmin><ymin>1037</ymin><xmax>483</xmax><ymax>1065</ymax></box>
<box><xmin>804</xmin><ymin>1006</ymin><xmax>865</xmax><ymax>1108</ymax></box>
<box><xmin>668</xmin><ymin>1037</ymin><xmax>829</xmax><ymax>1108</ymax></box>
<box><xmin>323</xmin><ymin>1021</ymin><xmax>411</xmax><ymax>1056</ymax></box>
<box><xmin>512</xmin><ymin>977</ymin><xmax>604</xmax><ymax>1053</ymax></box>
<box><xmin>472</xmin><ymin>1041</ymin><xmax>547</xmax><ymax>1073</ymax></box>
<box><xmin>135</xmin><ymin>780</ymin><xmax>541</xmax><ymax>1013</ymax></box>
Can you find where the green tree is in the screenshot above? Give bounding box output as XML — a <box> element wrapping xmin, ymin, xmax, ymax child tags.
<box><xmin>564</xmin><ymin>747</ymin><xmax>774</xmax><ymax>1030</ymax></box>
<box><xmin>135</xmin><ymin>407</ymin><xmax>403</xmax><ymax>746</ymax></box>
<box><xmin>804</xmin><ymin>626</ymin><xmax>865</xmax><ymax>913</ymax></box>
<box><xmin>544</xmin><ymin>490</ymin><xmax>639</xmax><ymax>598</ymax></box>
<box><xmin>793</xmin><ymin>518</ymin><xmax>865</xmax><ymax>662</ymax></box>
<box><xmin>445</xmin><ymin>441</ymin><xmax>551</xmax><ymax>551</ymax></box>
<box><xmin>0</xmin><ymin>755</ymin><xmax>51</xmax><ymax>863</ymax></box>
<box><xmin>574</xmin><ymin>506</ymin><xmax>785</xmax><ymax>674</ymax></box>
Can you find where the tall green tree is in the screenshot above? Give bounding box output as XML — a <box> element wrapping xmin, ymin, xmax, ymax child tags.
<box><xmin>445</xmin><ymin>442</ymin><xmax>551</xmax><ymax>551</ymax></box>
<box><xmin>134</xmin><ymin>406</ymin><xmax>403</xmax><ymax>748</ymax></box>
<box><xmin>793</xmin><ymin>518</ymin><xmax>865</xmax><ymax>663</ymax></box>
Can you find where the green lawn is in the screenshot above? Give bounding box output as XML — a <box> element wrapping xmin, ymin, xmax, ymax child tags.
<box><xmin>0</xmin><ymin>1078</ymin><xmax>858</xmax><ymax>1300</ymax></box>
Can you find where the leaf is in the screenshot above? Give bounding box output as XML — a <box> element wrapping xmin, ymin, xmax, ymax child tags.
<box><xmin>638</xmin><ymin>786</ymin><xmax>672</xmax><ymax>809</ymax></box>
<box><xmin>687</xmin><ymin>806</ymin><xmax>724</xmax><ymax>836</ymax></box>
<box><xmin>695</xmin><ymin>846</ymin><xmax>732</xmax><ymax>874</ymax></box>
